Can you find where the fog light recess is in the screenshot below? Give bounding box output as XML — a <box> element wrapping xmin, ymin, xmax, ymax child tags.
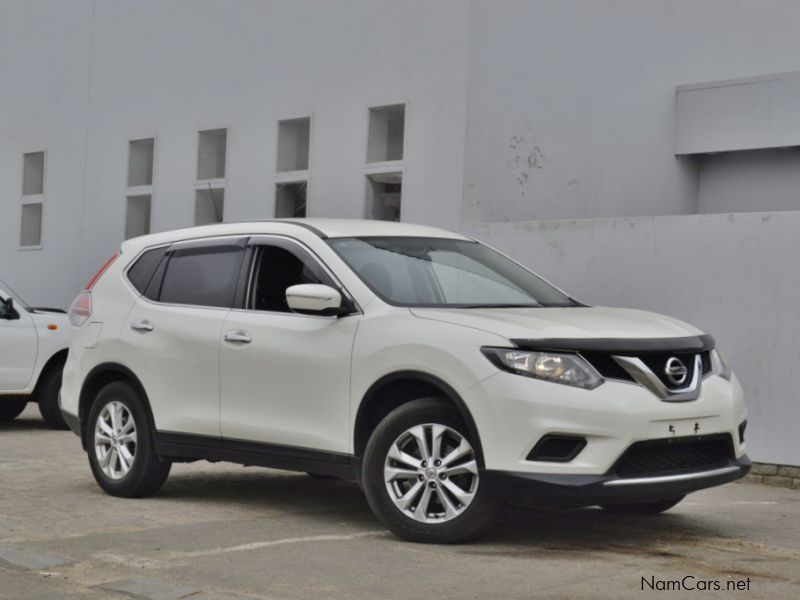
<box><xmin>527</xmin><ymin>435</ymin><xmax>587</xmax><ymax>462</ymax></box>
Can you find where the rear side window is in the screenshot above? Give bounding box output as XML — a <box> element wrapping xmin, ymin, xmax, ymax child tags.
<box><xmin>127</xmin><ymin>247</ymin><xmax>168</xmax><ymax>296</ymax></box>
<box><xmin>159</xmin><ymin>246</ymin><xmax>244</xmax><ymax>308</ymax></box>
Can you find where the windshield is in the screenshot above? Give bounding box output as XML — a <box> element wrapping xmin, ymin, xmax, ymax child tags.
<box><xmin>328</xmin><ymin>237</ymin><xmax>577</xmax><ymax>308</ymax></box>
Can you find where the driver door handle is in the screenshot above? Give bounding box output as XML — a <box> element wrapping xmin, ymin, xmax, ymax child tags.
<box><xmin>130</xmin><ymin>319</ymin><xmax>153</xmax><ymax>332</ymax></box>
<box><xmin>224</xmin><ymin>330</ymin><xmax>252</xmax><ymax>344</ymax></box>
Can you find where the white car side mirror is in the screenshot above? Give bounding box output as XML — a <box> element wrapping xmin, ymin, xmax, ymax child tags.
<box><xmin>286</xmin><ymin>284</ymin><xmax>343</xmax><ymax>315</ymax></box>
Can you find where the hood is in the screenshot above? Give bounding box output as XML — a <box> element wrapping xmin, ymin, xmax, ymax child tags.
<box><xmin>409</xmin><ymin>306</ymin><xmax>703</xmax><ymax>342</ymax></box>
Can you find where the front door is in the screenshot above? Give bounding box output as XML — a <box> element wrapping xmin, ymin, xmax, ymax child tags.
<box><xmin>0</xmin><ymin>296</ymin><xmax>37</xmax><ymax>391</ymax></box>
<box><xmin>220</xmin><ymin>237</ymin><xmax>359</xmax><ymax>453</ymax></box>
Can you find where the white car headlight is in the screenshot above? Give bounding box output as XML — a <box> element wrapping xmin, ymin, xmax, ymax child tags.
<box><xmin>710</xmin><ymin>348</ymin><xmax>733</xmax><ymax>381</ymax></box>
<box><xmin>482</xmin><ymin>348</ymin><xmax>604</xmax><ymax>390</ymax></box>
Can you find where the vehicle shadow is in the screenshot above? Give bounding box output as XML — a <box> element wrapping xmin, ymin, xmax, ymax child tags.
<box><xmin>0</xmin><ymin>413</ymin><xmax>51</xmax><ymax>432</ymax></box>
<box><xmin>154</xmin><ymin>468</ymin><xmax>730</xmax><ymax>550</ymax></box>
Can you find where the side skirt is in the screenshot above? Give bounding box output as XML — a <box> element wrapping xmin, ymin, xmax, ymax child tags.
<box><xmin>154</xmin><ymin>432</ymin><xmax>357</xmax><ymax>480</ymax></box>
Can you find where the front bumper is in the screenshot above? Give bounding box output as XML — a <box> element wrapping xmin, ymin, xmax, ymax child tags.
<box><xmin>484</xmin><ymin>454</ymin><xmax>751</xmax><ymax>507</ymax></box>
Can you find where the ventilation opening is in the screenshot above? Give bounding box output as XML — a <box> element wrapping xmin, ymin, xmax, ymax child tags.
<box><xmin>125</xmin><ymin>195</ymin><xmax>152</xmax><ymax>239</ymax></box>
<box><xmin>195</xmin><ymin>188</ymin><xmax>225</xmax><ymax>225</ymax></box>
<box><xmin>277</xmin><ymin>117</ymin><xmax>310</xmax><ymax>172</ymax></box>
<box><xmin>527</xmin><ymin>435</ymin><xmax>587</xmax><ymax>462</ymax></box>
<box><xmin>612</xmin><ymin>434</ymin><xmax>734</xmax><ymax>478</ymax></box>
<box><xmin>197</xmin><ymin>128</ymin><xmax>227</xmax><ymax>180</ymax></box>
<box><xmin>365</xmin><ymin>172</ymin><xmax>402</xmax><ymax>221</ymax></box>
<box><xmin>275</xmin><ymin>182</ymin><xmax>307</xmax><ymax>218</ymax></box>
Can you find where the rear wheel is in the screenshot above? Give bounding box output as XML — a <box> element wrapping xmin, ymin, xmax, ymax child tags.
<box><xmin>363</xmin><ymin>399</ymin><xmax>496</xmax><ymax>543</ymax></box>
<box><xmin>0</xmin><ymin>398</ymin><xmax>27</xmax><ymax>422</ymax></box>
<box><xmin>86</xmin><ymin>381</ymin><xmax>171</xmax><ymax>498</ymax></box>
<box><xmin>601</xmin><ymin>495</ymin><xmax>685</xmax><ymax>515</ymax></box>
<box><xmin>37</xmin><ymin>367</ymin><xmax>68</xmax><ymax>430</ymax></box>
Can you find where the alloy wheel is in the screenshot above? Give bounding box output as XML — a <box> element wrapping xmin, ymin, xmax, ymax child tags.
<box><xmin>384</xmin><ymin>423</ymin><xmax>479</xmax><ymax>523</ymax></box>
<box><xmin>94</xmin><ymin>400</ymin><xmax>137</xmax><ymax>480</ymax></box>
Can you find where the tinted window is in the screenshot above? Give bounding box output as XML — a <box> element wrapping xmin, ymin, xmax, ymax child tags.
<box><xmin>127</xmin><ymin>247</ymin><xmax>168</xmax><ymax>295</ymax></box>
<box><xmin>160</xmin><ymin>246</ymin><xmax>244</xmax><ymax>308</ymax></box>
<box><xmin>328</xmin><ymin>237</ymin><xmax>575</xmax><ymax>308</ymax></box>
<box><xmin>249</xmin><ymin>242</ymin><xmax>332</xmax><ymax>312</ymax></box>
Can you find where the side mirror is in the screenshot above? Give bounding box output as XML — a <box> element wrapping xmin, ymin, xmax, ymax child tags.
<box><xmin>1</xmin><ymin>297</ymin><xmax>18</xmax><ymax>320</ymax></box>
<box><xmin>286</xmin><ymin>284</ymin><xmax>343</xmax><ymax>316</ymax></box>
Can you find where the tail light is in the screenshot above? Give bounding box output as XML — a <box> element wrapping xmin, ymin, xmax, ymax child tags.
<box><xmin>68</xmin><ymin>251</ymin><xmax>120</xmax><ymax>327</ymax></box>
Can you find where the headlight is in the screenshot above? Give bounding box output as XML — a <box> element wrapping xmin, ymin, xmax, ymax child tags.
<box><xmin>481</xmin><ymin>348</ymin><xmax>603</xmax><ymax>390</ymax></box>
<box><xmin>710</xmin><ymin>349</ymin><xmax>732</xmax><ymax>381</ymax></box>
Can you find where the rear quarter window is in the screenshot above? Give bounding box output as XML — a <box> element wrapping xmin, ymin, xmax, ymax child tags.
<box><xmin>126</xmin><ymin>247</ymin><xmax>169</xmax><ymax>296</ymax></box>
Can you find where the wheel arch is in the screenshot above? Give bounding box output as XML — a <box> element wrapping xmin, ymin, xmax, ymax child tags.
<box><xmin>78</xmin><ymin>362</ymin><xmax>155</xmax><ymax>450</ymax></box>
<box><xmin>353</xmin><ymin>370</ymin><xmax>484</xmax><ymax>467</ymax></box>
<box><xmin>33</xmin><ymin>349</ymin><xmax>68</xmax><ymax>396</ymax></box>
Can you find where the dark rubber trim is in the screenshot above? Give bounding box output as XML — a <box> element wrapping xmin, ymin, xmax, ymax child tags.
<box><xmin>483</xmin><ymin>454</ymin><xmax>750</xmax><ymax>507</ymax></box>
<box><xmin>510</xmin><ymin>334</ymin><xmax>715</xmax><ymax>356</ymax></box>
<box><xmin>61</xmin><ymin>409</ymin><xmax>80</xmax><ymax>437</ymax></box>
<box><xmin>154</xmin><ymin>431</ymin><xmax>356</xmax><ymax>479</ymax></box>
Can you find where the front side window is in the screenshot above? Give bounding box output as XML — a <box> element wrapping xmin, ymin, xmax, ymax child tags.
<box><xmin>248</xmin><ymin>241</ymin><xmax>332</xmax><ymax>313</ymax></box>
<box><xmin>328</xmin><ymin>237</ymin><xmax>576</xmax><ymax>308</ymax></box>
<box><xmin>159</xmin><ymin>245</ymin><xmax>243</xmax><ymax>308</ymax></box>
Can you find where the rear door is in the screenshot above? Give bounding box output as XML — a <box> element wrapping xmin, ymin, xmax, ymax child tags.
<box><xmin>0</xmin><ymin>292</ymin><xmax>37</xmax><ymax>391</ymax></box>
<box><xmin>119</xmin><ymin>237</ymin><xmax>247</xmax><ymax>437</ymax></box>
<box><xmin>219</xmin><ymin>236</ymin><xmax>360</xmax><ymax>453</ymax></box>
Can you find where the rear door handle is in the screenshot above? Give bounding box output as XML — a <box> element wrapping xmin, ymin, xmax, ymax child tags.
<box><xmin>224</xmin><ymin>330</ymin><xmax>252</xmax><ymax>344</ymax></box>
<box><xmin>130</xmin><ymin>319</ymin><xmax>153</xmax><ymax>332</ymax></box>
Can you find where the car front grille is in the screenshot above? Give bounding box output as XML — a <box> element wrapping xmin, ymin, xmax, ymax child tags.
<box><xmin>583</xmin><ymin>350</ymin><xmax>714</xmax><ymax>385</ymax></box>
<box><xmin>611</xmin><ymin>434</ymin><xmax>734</xmax><ymax>479</ymax></box>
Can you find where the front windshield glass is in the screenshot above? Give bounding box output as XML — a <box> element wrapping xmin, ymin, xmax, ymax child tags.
<box><xmin>328</xmin><ymin>237</ymin><xmax>576</xmax><ymax>308</ymax></box>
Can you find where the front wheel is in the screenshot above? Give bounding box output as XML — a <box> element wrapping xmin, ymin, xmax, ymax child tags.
<box><xmin>86</xmin><ymin>381</ymin><xmax>171</xmax><ymax>498</ymax></box>
<box><xmin>601</xmin><ymin>495</ymin><xmax>685</xmax><ymax>515</ymax></box>
<box><xmin>362</xmin><ymin>399</ymin><xmax>496</xmax><ymax>543</ymax></box>
<box><xmin>0</xmin><ymin>398</ymin><xmax>27</xmax><ymax>422</ymax></box>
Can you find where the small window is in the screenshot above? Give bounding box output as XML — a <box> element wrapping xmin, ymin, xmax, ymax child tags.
<box><xmin>275</xmin><ymin>182</ymin><xmax>307</xmax><ymax>218</ymax></box>
<box><xmin>127</xmin><ymin>247</ymin><xmax>168</xmax><ymax>295</ymax></box>
<box><xmin>367</xmin><ymin>104</ymin><xmax>405</xmax><ymax>163</ymax></box>
<box><xmin>23</xmin><ymin>152</ymin><xmax>45</xmax><ymax>195</ymax></box>
<box><xmin>125</xmin><ymin>195</ymin><xmax>152</xmax><ymax>239</ymax></box>
<box><xmin>20</xmin><ymin>203</ymin><xmax>43</xmax><ymax>247</ymax></box>
<box><xmin>276</xmin><ymin>117</ymin><xmax>310</xmax><ymax>172</ymax></box>
<box><xmin>248</xmin><ymin>242</ymin><xmax>331</xmax><ymax>313</ymax></box>
<box><xmin>195</xmin><ymin>188</ymin><xmax>225</xmax><ymax>225</ymax></box>
<box><xmin>127</xmin><ymin>138</ymin><xmax>154</xmax><ymax>187</ymax></box>
<box><xmin>160</xmin><ymin>246</ymin><xmax>243</xmax><ymax>308</ymax></box>
<box><xmin>365</xmin><ymin>173</ymin><xmax>402</xmax><ymax>222</ymax></box>
<box><xmin>197</xmin><ymin>128</ymin><xmax>227</xmax><ymax>180</ymax></box>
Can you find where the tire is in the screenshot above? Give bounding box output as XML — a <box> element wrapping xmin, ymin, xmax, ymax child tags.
<box><xmin>362</xmin><ymin>399</ymin><xmax>496</xmax><ymax>543</ymax></box>
<box><xmin>86</xmin><ymin>381</ymin><xmax>171</xmax><ymax>498</ymax></box>
<box><xmin>37</xmin><ymin>367</ymin><xmax>68</xmax><ymax>430</ymax></box>
<box><xmin>601</xmin><ymin>495</ymin><xmax>685</xmax><ymax>515</ymax></box>
<box><xmin>0</xmin><ymin>398</ymin><xmax>28</xmax><ymax>422</ymax></box>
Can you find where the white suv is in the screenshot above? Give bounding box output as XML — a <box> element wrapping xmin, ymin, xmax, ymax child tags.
<box><xmin>1</xmin><ymin>280</ymin><xmax>71</xmax><ymax>428</ymax></box>
<box><xmin>61</xmin><ymin>220</ymin><xmax>749</xmax><ymax>543</ymax></box>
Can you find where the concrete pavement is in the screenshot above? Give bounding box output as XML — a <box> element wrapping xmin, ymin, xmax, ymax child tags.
<box><xmin>1</xmin><ymin>406</ymin><xmax>798</xmax><ymax>599</ymax></box>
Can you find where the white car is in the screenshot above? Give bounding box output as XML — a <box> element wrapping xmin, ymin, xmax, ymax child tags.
<box><xmin>1</xmin><ymin>280</ymin><xmax>71</xmax><ymax>428</ymax></box>
<box><xmin>60</xmin><ymin>219</ymin><xmax>749</xmax><ymax>543</ymax></box>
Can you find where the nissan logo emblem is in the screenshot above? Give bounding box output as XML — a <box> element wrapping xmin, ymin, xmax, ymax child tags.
<box><xmin>664</xmin><ymin>357</ymin><xmax>689</xmax><ymax>386</ymax></box>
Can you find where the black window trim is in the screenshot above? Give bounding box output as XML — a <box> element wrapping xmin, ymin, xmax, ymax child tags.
<box><xmin>124</xmin><ymin>235</ymin><xmax>249</xmax><ymax>310</ymax></box>
<box><xmin>232</xmin><ymin>234</ymin><xmax>361</xmax><ymax>317</ymax></box>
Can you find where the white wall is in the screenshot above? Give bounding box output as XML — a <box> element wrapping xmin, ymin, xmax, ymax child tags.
<box><xmin>465</xmin><ymin>212</ymin><xmax>800</xmax><ymax>466</ymax></box>
<box><xmin>461</xmin><ymin>0</ymin><xmax>800</xmax><ymax>223</ymax></box>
